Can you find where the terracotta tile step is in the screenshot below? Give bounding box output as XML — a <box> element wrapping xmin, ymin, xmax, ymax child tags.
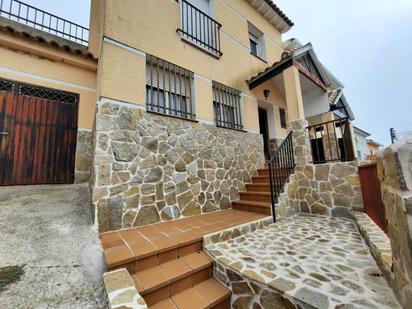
<box><xmin>239</xmin><ymin>191</ymin><xmax>272</xmax><ymax>203</ymax></box>
<box><xmin>252</xmin><ymin>175</ymin><xmax>288</xmax><ymax>183</ymax></box>
<box><xmin>155</xmin><ymin>278</ymin><xmax>230</xmax><ymax>309</ymax></box>
<box><xmin>133</xmin><ymin>251</ymin><xmax>214</xmax><ymax>305</ymax></box>
<box><xmin>245</xmin><ymin>183</ymin><xmax>282</xmax><ymax>192</ymax></box>
<box><xmin>231</xmin><ymin>200</ymin><xmax>272</xmax><ymax>215</ymax></box>
<box><xmin>257</xmin><ymin>167</ymin><xmax>291</xmax><ymax>176</ymax></box>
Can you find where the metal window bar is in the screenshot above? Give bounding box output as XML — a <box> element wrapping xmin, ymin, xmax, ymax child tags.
<box><xmin>307</xmin><ymin>118</ymin><xmax>353</xmax><ymax>164</ymax></box>
<box><xmin>145</xmin><ymin>54</ymin><xmax>195</xmax><ymax>120</ymax></box>
<box><xmin>177</xmin><ymin>0</ymin><xmax>222</xmax><ymax>57</ymax></box>
<box><xmin>0</xmin><ymin>0</ymin><xmax>89</xmax><ymax>45</ymax></box>
<box><xmin>268</xmin><ymin>131</ymin><xmax>295</xmax><ymax>222</ymax></box>
<box><xmin>212</xmin><ymin>81</ymin><xmax>242</xmax><ymax>130</ymax></box>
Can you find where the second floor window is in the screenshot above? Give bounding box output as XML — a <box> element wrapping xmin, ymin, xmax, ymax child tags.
<box><xmin>279</xmin><ymin>108</ymin><xmax>287</xmax><ymax>129</ymax></box>
<box><xmin>146</xmin><ymin>54</ymin><xmax>195</xmax><ymax>120</ymax></box>
<box><xmin>178</xmin><ymin>0</ymin><xmax>222</xmax><ymax>58</ymax></box>
<box><xmin>248</xmin><ymin>22</ymin><xmax>265</xmax><ymax>60</ymax></box>
<box><xmin>212</xmin><ymin>81</ymin><xmax>243</xmax><ymax>130</ymax></box>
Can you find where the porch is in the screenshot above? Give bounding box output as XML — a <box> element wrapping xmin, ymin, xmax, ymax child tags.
<box><xmin>247</xmin><ymin>42</ymin><xmax>356</xmax><ymax>164</ymax></box>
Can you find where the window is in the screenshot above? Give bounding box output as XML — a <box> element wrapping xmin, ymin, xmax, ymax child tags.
<box><xmin>178</xmin><ymin>0</ymin><xmax>222</xmax><ymax>58</ymax></box>
<box><xmin>146</xmin><ymin>54</ymin><xmax>195</xmax><ymax>120</ymax></box>
<box><xmin>248</xmin><ymin>22</ymin><xmax>265</xmax><ymax>60</ymax></box>
<box><xmin>279</xmin><ymin>108</ymin><xmax>287</xmax><ymax>129</ymax></box>
<box><xmin>212</xmin><ymin>81</ymin><xmax>243</xmax><ymax>130</ymax></box>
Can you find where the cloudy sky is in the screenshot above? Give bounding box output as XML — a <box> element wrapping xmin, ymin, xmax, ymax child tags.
<box><xmin>26</xmin><ymin>0</ymin><xmax>412</xmax><ymax>145</ymax></box>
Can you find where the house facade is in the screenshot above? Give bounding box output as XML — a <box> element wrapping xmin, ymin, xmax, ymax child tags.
<box><xmin>87</xmin><ymin>0</ymin><xmax>361</xmax><ymax>231</ymax></box>
<box><xmin>0</xmin><ymin>0</ymin><xmax>361</xmax><ymax>233</ymax></box>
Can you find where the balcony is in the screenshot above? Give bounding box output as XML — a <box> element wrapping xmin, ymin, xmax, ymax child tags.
<box><xmin>177</xmin><ymin>0</ymin><xmax>222</xmax><ymax>58</ymax></box>
<box><xmin>0</xmin><ymin>0</ymin><xmax>89</xmax><ymax>45</ymax></box>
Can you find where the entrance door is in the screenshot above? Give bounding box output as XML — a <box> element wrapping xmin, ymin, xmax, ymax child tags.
<box><xmin>0</xmin><ymin>80</ymin><xmax>79</xmax><ymax>185</ymax></box>
<box><xmin>258</xmin><ymin>107</ymin><xmax>270</xmax><ymax>160</ymax></box>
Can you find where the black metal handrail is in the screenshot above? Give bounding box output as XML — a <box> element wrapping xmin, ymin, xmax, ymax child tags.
<box><xmin>177</xmin><ymin>0</ymin><xmax>222</xmax><ymax>57</ymax></box>
<box><xmin>268</xmin><ymin>131</ymin><xmax>295</xmax><ymax>222</ymax></box>
<box><xmin>0</xmin><ymin>0</ymin><xmax>89</xmax><ymax>45</ymax></box>
<box><xmin>307</xmin><ymin>117</ymin><xmax>355</xmax><ymax>164</ymax></box>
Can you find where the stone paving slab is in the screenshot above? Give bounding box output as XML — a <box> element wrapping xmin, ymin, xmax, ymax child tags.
<box><xmin>206</xmin><ymin>214</ymin><xmax>400</xmax><ymax>309</ymax></box>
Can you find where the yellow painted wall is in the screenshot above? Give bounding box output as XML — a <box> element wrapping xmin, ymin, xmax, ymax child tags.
<box><xmin>93</xmin><ymin>0</ymin><xmax>288</xmax><ymax>132</ymax></box>
<box><xmin>0</xmin><ymin>33</ymin><xmax>97</xmax><ymax>129</ymax></box>
<box><xmin>99</xmin><ymin>42</ymin><xmax>146</xmax><ymax>105</ymax></box>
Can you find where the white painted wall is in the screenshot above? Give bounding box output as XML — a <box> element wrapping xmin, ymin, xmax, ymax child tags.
<box><xmin>300</xmin><ymin>74</ymin><xmax>330</xmax><ymax>118</ymax></box>
<box><xmin>355</xmin><ymin>132</ymin><xmax>369</xmax><ymax>160</ymax></box>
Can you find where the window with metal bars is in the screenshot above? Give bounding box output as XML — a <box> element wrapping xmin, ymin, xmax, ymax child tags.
<box><xmin>146</xmin><ymin>54</ymin><xmax>195</xmax><ymax>120</ymax></box>
<box><xmin>212</xmin><ymin>81</ymin><xmax>242</xmax><ymax>130</ymax></box>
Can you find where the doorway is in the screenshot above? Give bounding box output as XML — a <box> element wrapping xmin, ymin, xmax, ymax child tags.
<box><xmin>258</xmin><ymin>107</ymin><xmax>270</xmax><ymax>160</ymax></box>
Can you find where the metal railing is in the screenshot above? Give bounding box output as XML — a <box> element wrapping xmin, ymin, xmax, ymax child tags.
<box><xmin>0</xmin><ymin>0</ymin><xmax>89</xmax><ymax>45</ymax></box>
<box><xmin>307</xmin><ymin>118</ymin><xmax>355</xmax><ymax>164</ymax></box>
<box><xmin>268</xmin><ymin>131</ymin><xmax>295</xmax><ymax>222</ymax></box>
<box><xmin>177</xmin><ymin>0</ymin><xmax>222</xmax><ymax>57</ymax></box>
<box><xmin>146</xmin><ymin>54</ymin><xmax>196</xmax><ymax>120</ymax></box>
<box><xmin>212</xmin><ymin>81</ymin><xmax>243</xmax><ymax>130</ymax></box>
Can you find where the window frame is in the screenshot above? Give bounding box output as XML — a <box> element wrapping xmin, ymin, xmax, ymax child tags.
<box><xmin>212</xmin><ymin>81</ymin><xmax>243</xmax><ymax>131</ymax></box>
<box><xmin>146</xmin><ymin>54</ymin><xmax>196</xmax><ymax>121</ymax></box>
<box><xmin>247</xmin><ymin>22</ymin><xmax>266</xmax><ymax>61</ymax></box>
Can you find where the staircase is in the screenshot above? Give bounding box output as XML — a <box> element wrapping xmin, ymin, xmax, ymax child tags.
<box><xmin>232</xmin><ymin>132</ymin><xmax>295</xmax><ymax>218</ymax></box>
<box><xmin>102</xmin><ymin>211</ymin><xmax>268</xmax><ymax>308</ymax></box>
<box><xmin>232</xmin><ymin>167</ymin><xmax>280</xmax><ymax>215</ymax></box>
<box><xmin>129</xmin><ymin>240</ymin><xmax>230</xmax><ymax>308</ymax></box>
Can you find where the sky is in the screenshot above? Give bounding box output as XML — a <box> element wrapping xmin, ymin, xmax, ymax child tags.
<box><xmin>25</xmin><ymin>0</ymin><xmax>412</xmax><ymax>146</ymax></box>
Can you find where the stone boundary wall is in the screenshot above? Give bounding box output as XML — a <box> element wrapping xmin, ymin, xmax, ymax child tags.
<box><xmin>376</xmin><ymin>136</ymin><xmax>412</xmax><ymax>307</ymax></box>
<box><xmin>354</xmin><ymin>212</ymin><xmax>392</xmax><ymax>279</ymax></box>
<box><xmin>90</xmin><ymin>102</ymin><xmax>265</xmax><ymax>232</ymax></box>
<box><xmin>276</xmin><ymin>161</ymin><xmax>363</xmax><ymax>220</ymax></box>
<box><xmin>75</xmin><ymin>128</ymin><xmax>92</xmax><ymax>184</ymax></box>
<box><xmin>272</xmin><ymin>118</ymin><xmax>363</xmax><ymax>220</ymax></box>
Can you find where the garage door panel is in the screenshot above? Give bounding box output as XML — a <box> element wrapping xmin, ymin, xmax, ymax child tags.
<box><xmin>0</xmin><ymin>80</ymin><xmax>78</xmax><ymax>185</ymax></box>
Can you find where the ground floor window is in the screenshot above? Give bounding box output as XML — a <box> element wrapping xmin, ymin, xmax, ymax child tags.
<box><xmin>212</xmin><ymin>81</ymin><xmax>242</xmax><ymax>130</ymax></box>
<box><xmin>146</xmin><ymin>54</ymin><xmax>195</xmax><ymax>120</ymax></box>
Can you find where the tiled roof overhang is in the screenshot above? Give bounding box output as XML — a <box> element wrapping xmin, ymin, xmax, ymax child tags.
<box><xmin>328</xmin><ymin>88</ymin><xmax>355</xmax><ymax>121</ymax></box>
<box><xmin>247</xmin><ymin>43</ymin><xmax>330</xmax><ymax>90</ymax></box>
<box><xmin>246</xmin><ymin>0</ymin><xmax>294</xmax><ymax>33</ymax></box>
<box><xmin>0</xmin><ymin>16</ymin><xmax>95</xmax><ymax>59</ymax></box>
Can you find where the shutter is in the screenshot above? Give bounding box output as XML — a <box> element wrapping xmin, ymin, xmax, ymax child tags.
<box><xmin>146</xmin><ymin>60</ymin><xmax>191</xmax><ymax>96</ymax></box>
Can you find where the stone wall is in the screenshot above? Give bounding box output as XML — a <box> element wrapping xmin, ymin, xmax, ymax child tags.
<box><xmin>90</xmin><ymin>102</ymin><xmax>265</xmax><ymax>232</ymax></box>
<box><xmin>376</xmin><ymin>136</ymin><xmax>412</xmax><ymax>307</ymax></box>
<box><xmin>75</xmin><ymin>129</ymin><xmax>92</xmax><ymax>184</ymax></box>
<box><xmin>274</xmin><ymin>119</ymin><xmax>363</xmax><ymax>220</ymax></box>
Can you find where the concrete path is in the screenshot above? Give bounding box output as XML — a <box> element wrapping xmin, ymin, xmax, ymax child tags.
<box><xmin>0</xmin><ymin>184</ymin><xmax>107</xmax><ymax>309</ymax></box>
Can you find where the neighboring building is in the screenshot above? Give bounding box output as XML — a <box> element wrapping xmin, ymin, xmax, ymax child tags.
<box><xmin>367</xmin><ymin>139</ymin><xmax>383</xmax><ymax>159</ymax></box>
<box><xmin>354</xmin><ymin>126</ymin><xmax>371</xmax><ymax>160</ymax></box>
<box><xmin>0</xmin><ymin>4</ymin><xmax>97</xmax><ymax>185</ymax></box>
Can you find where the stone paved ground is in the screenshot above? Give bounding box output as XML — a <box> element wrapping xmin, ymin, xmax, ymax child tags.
<box><xmin>0</xmin><ymin>184</ymin><xmax>107</xmax><ymax>309</ymax></box>
<box><xmin>207</xmin><ymin>214</ymin><xmax>400</xmax><ymax>309</ymax></box>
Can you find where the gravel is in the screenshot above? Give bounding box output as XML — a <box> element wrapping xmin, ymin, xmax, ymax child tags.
<box><xmin>0</xmin><ymin>184</ymin><xmax>108</xmax><ymax>309</ymax></box>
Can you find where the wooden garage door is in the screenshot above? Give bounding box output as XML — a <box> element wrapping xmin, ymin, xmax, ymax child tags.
<box><xmin>0</xmin><ymin>79</ymin><xmax>79</xmax><ymax>185</ymax></box>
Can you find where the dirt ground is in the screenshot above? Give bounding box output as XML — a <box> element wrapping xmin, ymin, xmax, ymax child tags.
<box><xmin>0</xmin><ymin>183</ymin><xmax>108</xmax><ymax>309</ymax></box>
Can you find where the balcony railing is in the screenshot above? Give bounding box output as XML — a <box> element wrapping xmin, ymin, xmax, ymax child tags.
<box><xmin>307</xmin><ymin>118</ymin><xmax>355</xmax><ymax>164</ymax></box>
<box><xmin>177</xmin><ymin>0</ymin><xmax>222</xmax><ymax>58</ymax></box>
<box><xmin>0</xmin><ymin>0</ymin><xmax>89</xmax><ymax>45</ymax></box>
